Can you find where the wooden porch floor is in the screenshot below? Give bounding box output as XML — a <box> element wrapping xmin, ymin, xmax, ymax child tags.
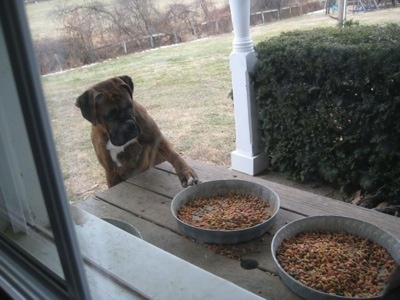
<box><xmin>76</xmin><ymin>159</ymin><xmax>400</xmax><ymax>300</ymax></box>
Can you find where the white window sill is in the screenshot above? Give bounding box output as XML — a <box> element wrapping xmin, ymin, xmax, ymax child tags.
<box><xmin>5</xmin><ymin>206</ymin><xmax>264</xmax><ymax>300</ymax></box>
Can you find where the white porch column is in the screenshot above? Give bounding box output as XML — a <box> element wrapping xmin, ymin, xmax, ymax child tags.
<box><xmin>229</xmin><ymin>0</ymin><xmax>268</xmax><ymax>175</ymax></box>
<box><xmin>338</xmin><ymin>0</ymin><xmax>347</xmax><ymax>27</ymax></box>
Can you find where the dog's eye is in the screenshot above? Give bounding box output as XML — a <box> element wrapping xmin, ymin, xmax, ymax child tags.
<box><xmin>106</xmin><ymin>108</ymin><xmax>119</xmax><ymax>120</ymax></box>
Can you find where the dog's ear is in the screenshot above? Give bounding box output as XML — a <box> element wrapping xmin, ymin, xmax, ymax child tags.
<box><xmin>119</xmin><ymin>75</ymin><xmax>134</xmax><ymax>96</ymax></box>
<box><xmin>75</xmin><ymin>90</ymin><xmax>103</xmax><ymax>125</ymax></box>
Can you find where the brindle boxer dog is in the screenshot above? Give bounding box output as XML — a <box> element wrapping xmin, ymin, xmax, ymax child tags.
<box><xmin>75</xmin><ymin>75</ymin><xmax>199</xmax><ymax>188</ymax></box>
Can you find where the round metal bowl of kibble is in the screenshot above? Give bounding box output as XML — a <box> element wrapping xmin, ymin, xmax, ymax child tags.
<box><xmin>171</xmin><ymin>179</ymin><xmax>280</xmax><ymax>244</ymax></box>
<box><xmin>271</xmin><ymin>216</ymin><xmax>400</xmax><ymax>300</ymax></box>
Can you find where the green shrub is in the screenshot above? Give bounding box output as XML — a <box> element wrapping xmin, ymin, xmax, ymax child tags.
<box><xmin>253</xmin><ymin>24</ymin><xmax>400</xmax><ymax>205</ymax></box>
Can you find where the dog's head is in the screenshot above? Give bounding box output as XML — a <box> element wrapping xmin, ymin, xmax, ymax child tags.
<box><xmin>75</xmin><ymin>75</ymin><xmax>141</xmax><ymax>147</ymax></box>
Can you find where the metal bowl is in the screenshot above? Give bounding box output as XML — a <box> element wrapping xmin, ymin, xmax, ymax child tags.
<box><xmin>102</xmin><ymin>218</ymin><xmax>143</xmax><ymax>239</ymax></box>
<box><xmin>271</xmin><ymin>216</ymin><xmax>400</xmax><ymax>300</ymax></box>
<box><xmin>171</xmin><ymin>179</ymin><xmax>280</xmax><ymax>244</ymax></box>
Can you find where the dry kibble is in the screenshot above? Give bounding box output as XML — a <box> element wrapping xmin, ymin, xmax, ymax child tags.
<box><xmin>276</xmin><ymin>231</ymin><xmax>397</xmax><ymax>298</ymax></box>
<box><xmin>177</xmin><ymin>192</ymin><xmax>271</xmax><ymax>230</ymax></box>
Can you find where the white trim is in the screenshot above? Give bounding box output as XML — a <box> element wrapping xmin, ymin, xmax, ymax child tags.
<box><xmin>0</xmin><ymin>25</ymin><xmax>47</xmax><ymax>230</ymax></box>
<box><xmin>231</xmin><ymin>150</ymin><xmax>269</xmax><ymax>176</ymax></box>
<box><xmin>5</xmin><ymin>206</ymin><xmax>264</xmax><ymax>300</ymax></box>
<box><xmin>229</xmin><ymin>0</ymin><xmax>268</xmax><ymax>175</ymax></box>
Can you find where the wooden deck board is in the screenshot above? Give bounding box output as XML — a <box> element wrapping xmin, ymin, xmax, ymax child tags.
<box><xmin>154</xmin><ymin>160</ymin><xmax>400</xmax><ymax>238</ymax></box>
<box><xmin>77</xmin><ymin>198</ymin><xmax>301</xmax><ymax>300</ymax></box>
<box><xmin>96</xmin><ymin>182</ymin><xmax>178</xmax><ymax>231</ymax></box>
<box><xmin>93</xmin><ymin>177</ymin><xmax>304</xmax><ymax>273</ymax></box>
<box><xmin>78</xmin><ymin>160</ymin><xmax>400</xmax><ymax>299</ymax></box>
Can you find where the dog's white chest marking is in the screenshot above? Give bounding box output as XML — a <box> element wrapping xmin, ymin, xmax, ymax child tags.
<box><xmin>106</xmin><ymin>139</ymin><xmax>137</xmax><ymax>167</ymax></box>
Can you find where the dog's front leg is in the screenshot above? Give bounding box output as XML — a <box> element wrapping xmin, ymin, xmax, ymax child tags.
<box><xmin>105</xmin><ymin>170</ymin><xmax>124</xmax><ymax>188</ymax></box>
<box><xmin>156</xmin><ymin>137</ymin><xmax>199</xmax><ymax>188</ymax></box>
<box><xmin>133</xmin><ymin>101</ymin><xmax>199</xmax><ymax>187</ymax></box>
<box><xmin>174</xmin><ymin>159</ymin><xmax>200</xmax><ymax>188</ymax></box>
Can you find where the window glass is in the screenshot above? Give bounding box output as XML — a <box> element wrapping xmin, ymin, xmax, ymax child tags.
<box><xmin>0</xmin><ymin>15</ymin><xmax>64</xmax><ymax>279</ymax></box>
<box><xmin>0</xmin><ymin>2</ymin><xmax>91</xmax><ymax>299</ymax></box>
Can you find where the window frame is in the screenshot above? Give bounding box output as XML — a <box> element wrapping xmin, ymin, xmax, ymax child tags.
<box><xmin>0</xmin><ymin>2</ymin><xmax>91</xmax><ymax>299</ymax></box>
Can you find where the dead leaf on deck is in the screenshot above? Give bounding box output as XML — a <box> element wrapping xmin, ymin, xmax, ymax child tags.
<box><xmin>351</xmin><ymin>190</ymin><xmax>362</xmax><ymax>205</ymax></box>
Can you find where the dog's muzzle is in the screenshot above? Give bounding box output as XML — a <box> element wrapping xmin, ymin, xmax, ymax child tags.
<box><xmin>110</xmin><ymin>119</ymin><xmax>141</xmax><ymax>146</ymax></box>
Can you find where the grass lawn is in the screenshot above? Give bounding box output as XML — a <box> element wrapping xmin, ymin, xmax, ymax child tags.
<box><xmin>35</xmin><ymin>6</ymin><xmax>400</xmax><ymax>203</ymax></box>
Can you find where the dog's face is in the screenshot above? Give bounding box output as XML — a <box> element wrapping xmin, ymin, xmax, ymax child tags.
<box><xmin>75</xmin><ymin>76</ymin><xmax>141</xmax><ymax>146</ymax></box>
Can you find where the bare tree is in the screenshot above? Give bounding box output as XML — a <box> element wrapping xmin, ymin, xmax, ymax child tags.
<box><xmin>49</xmin><ymin>0</ymin><xmax>234</xmax><ymax>54</ymax></box>
<box><xmin>112</xmin><ymin>0</ymin><xmax>162</xmax><ymax>39</ymax></box>
<box><xmin>166</xmin><ymin>3</ymin><xmax>199</xmax><ymax>38</ymax></box>
<box><xmin>251</xmin><ymin>0</ymin><xmax>286</xmax><ymax>19</ymax></box>
<box><xmin>50</xmin><ymin>2</ymin><xmax>106</xmax><ymax>61</ymax></box>
<box><xmin>199</xmin><ymin>0</ymin><xmax>212</xmax><ymax>19</ymax></box>
<box><xmin>51</xmin><ymin>0</ymin><xmax>165</xmax><ymax>50</ymax></box>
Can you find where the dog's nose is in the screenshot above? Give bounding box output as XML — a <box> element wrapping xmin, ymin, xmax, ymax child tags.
<box><xmin>124</xmin><ymin>119</ymin><xmax>139</xmax><ymax>131</ymax></box>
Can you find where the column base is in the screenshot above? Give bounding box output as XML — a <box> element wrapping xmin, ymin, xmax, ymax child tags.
<box><xmin>231</xmin><ymin>150</ymin><xmax>269</xmax><ymax>176</ymax></box>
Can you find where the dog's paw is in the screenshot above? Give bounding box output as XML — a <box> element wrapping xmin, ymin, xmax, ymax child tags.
<box><xmin>179</xmin><ymin>169</ymin><xmax>200</xmax><ymax>188</ymax></box>
<box><xmin>184</xmin><ymin>177</ymin><xmax>201</xmax><ymax>188</ymax></box>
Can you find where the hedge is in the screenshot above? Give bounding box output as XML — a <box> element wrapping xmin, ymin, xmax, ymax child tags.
<box><xmin>252</xmin><ymin>24</ymin><xmax>400</xmax><ymax>205</ymax></box>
